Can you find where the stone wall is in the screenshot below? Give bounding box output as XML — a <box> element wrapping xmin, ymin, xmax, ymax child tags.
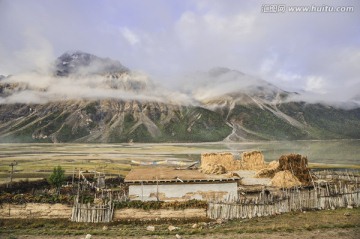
<box><xmin>0</xmin><ymin>203</ymin><xmax>72</xmax><ymax>219</ymax></box>
<box><xmin>0</xmin><ymin>203</ymin><xmax>206</xmax><ymax>220</ymax></box>
<box><xmin>128</xmin><ymin>182</ymin><xmax>238</xmax><ymax>201</ymax></box>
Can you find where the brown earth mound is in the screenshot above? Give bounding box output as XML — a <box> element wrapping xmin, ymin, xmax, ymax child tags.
<box><xmin>201</xmin><ymin>153</ymin><xmax>240</xmax><ymax>171</ymax></box>
<box><xmin>278</xmin><ymin>154</ymin><xmax>311</xmax><ymax>184</ymax></box>
<box><xmin>255</xmin><ymin>160</ymin><xmax>279</xmax><ymax>178</ymax></box>
<box><xmin>271</xmin><ymin>170</ymin><xmax>302</xmax><ymax>188</ymax></box>
<box><xmin>201</xmin><ymin>151</ymin><xmax>267</xmax><ymax>173</ymax></box>
<box><xmin>200</xmin><ymin>164</ymin><xmax>227</xmax><ymax>175</ymax></box>
<box><xmin>239</xmin><ymin>151</ymin><xmax>266</xmax><ymax>170</ymax></box>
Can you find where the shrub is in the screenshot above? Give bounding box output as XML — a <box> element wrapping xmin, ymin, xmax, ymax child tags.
<box><xmin>48</xmin><ymin>166</ymin><xmax>66</xmax><ymax>195</ymax></box>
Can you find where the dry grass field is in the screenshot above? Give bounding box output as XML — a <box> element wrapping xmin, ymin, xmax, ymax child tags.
<box><xmin>0</xmin><ymin>143</ymin><xmax>206</xmax><ymax>183</ymax></box>
<box><xmin>0</xmin><ymin>207</ymin><xmax>359</xmax><ymax>239</ymax></box>
<box><xmin>1</xmin><ymin>141</ymin><xmax>359</xmax><ymax>184</ymax></box>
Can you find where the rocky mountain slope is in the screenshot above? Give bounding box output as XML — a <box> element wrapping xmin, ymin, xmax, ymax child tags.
<box><xmin>0</xmin><ymin>100</ymin><xmax>230</xmax><ymax>143</ymax></box>
<box><xmin>197</xmin><ymin>68</ymin><xmax>360</xmax><ymax>141</ymax></box>
<box><xmin>0</xmin><ymin>52</ymin><xmax>359</xmax><ymax>143</ymax></box>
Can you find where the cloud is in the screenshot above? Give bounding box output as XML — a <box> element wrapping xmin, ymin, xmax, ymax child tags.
<box><xmin>184</xmin><ymin>68</ymin><xmax>282</xmax><ymax>103</ymax></box>
<box><xmin>121</xmin><ymin>27</ymin><xmax>140</xmax><ymax>46</ymax></box>
<box><xmin>14</xmin><ymin>28</ymin><xmax>55</xmax><ymax>72</ymax></box>
<box><xmin>0</xmin><ymin>70</ymin><xmax>194</xmax><ymax>105</ymax></box>
<box><xmin>0</xmin><ymin>28</ymin><xmax>54</xmax><ymax>74</ymax></box>
<box><xmin>0</xmin><ymin>0</ymin><xmax>359</xmax><ymax>103</ymax></box>
<box><xmin>305</xmin><ymin>76</ymin><xmax>326</xmax><ymax>94</ymax></box>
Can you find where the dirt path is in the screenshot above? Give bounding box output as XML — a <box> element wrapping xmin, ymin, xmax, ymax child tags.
<box><xmin>13</xmin><ymin>228</ymin><xmax>360</xmax><ymax>239</ymax></box>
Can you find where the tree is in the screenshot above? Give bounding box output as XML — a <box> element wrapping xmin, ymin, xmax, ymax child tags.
<box><xmin>48</xmin><ymin>166</ymin><xmax>66</xmax><ymax>194</ymax></box>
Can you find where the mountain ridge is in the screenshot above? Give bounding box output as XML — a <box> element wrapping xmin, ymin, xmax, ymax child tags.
<box><xmin>0</xmin><ymin>51</ymin><xmax>359</xmax><ymax>143</ymax></box>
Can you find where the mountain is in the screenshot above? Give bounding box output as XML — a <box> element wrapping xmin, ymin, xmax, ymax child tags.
<box><xmin>0</xmin><ymin>52</ymin><xmax>359</xmax><ymax>143</ymax></box>
<box><xmin>0</xmin><ymin>100</ymin><xmax>231</xmax><ymax>143</ymax></box>
<box><xmin>192</xmin><ymin>67</ymin><xmax>290</xmax><ymax>103</ymax></box>
<box><xmin>55</xmin><ymin>51</ymin><xmax>129</xmax><ymax>77</ymax></box>
<box><xmin>0</xmin><ymin>51</ymin><xmax>156</xmax><ymax>104</ymax></box>
<box><xmin>194</xmin><ymin>68</ymin><xmax>360</xmax><ymax>141</ymax></box>
<box><xmin>0</xmin><ymin>52</ymin><xmax>231</xmax><ymax>143</ymax></box>
<box><xmin>55</xmin><ymin>51</ymin><xmax>151</xmax><ymax>92</ymax></box>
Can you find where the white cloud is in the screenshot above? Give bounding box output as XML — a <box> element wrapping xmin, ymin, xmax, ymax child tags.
<box><xmin>305</xmin><ymin>76</ymin><xmax>326</xmax><ymax>94</ymax></box>
<box><xmin>0</xmin><ymin>0</ymin><xmax>359</xmax><ymax>103</ymax></box>
<box><xmin>0</xmin><ymin>70</ymin><xmax>194</xmax><ymax>105</ymax></box>
<box><xmin>275</xmin><ymin>72</ymin><xmax>302</xmax><ymax>84</ymax></box>
<box><xmin>121</xmin><ymin>27</ymin><xmax>140</xmax><ymax>46</ymax></box>
<box><xmin>260</xmin><ymin>55</ymin><xmax>278</xmax><ymax>76</ymax></box>
<box><xmin>0</xmin><ymin>28</ymin><xmax>54</xmax><ymax>74</ymax></box>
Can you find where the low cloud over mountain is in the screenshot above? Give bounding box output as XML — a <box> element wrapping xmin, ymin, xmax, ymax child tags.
<box><xmin>0</xmin><ymin>51</ymin><xmax>359</xmax><ymax>143</ymax></box>
<box><xmin>0</xmin><ymin>51</ymin><xmax>192</xmax><ymax>105</ymax></box>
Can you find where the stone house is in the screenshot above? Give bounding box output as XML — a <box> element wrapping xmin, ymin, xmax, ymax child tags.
<box><xmin>125</xmin><ymin>167</ymin><xmax>239</xmax><ymax>202</ymax></box>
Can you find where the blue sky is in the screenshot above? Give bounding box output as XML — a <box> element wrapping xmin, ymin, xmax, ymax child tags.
<box><xmin>0</xmin><ymin>0</ymin><xmax>359</xmax><ymax>100</ymax></box>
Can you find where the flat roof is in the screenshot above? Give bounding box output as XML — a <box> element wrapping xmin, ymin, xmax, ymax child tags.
<box><xmin>125</xmin><ymin>167</ymin><xmax>238</xmax><ymax>184</ymax></box>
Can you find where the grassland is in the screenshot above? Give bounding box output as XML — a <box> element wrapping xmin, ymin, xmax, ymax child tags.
<box><xmin>0</xmin><ymin>208</ymin><xmax>359</xmax><ymax>238</ymax></box>
<box><xmin>0</xmin><ymin>143</ymin><xmax>209</xmax><ymax>183</ymax></box>
<box><xmin>1</xmin><ymin>141</ymin><xmax>359</xmax><ymax>184</ymax></box>
<box><xmin>0</xmin><ymin>141</ymin><xmax>359</xmax><ymax>238</ymax></box>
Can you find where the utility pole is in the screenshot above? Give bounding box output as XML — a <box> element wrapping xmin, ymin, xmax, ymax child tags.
<box><xmin>8</xmin><ymin>161</ymin><xmax>17</xmax><ymax>188</ymax></box>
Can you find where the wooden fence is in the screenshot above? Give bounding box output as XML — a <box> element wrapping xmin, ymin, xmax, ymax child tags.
<box><xmin>71</xmin><ymin>201</ymin><xmax>114</xmax><ymax>223</ymax></box>
<box><xmin>313</xmin><ymin>170</ymin><xmax>360</xmax><ymax>181</ymax></box>
<box><xmin>207</xmin><ymin>182</ymin><xmax>360</xmax><ymax>220</ymax></box>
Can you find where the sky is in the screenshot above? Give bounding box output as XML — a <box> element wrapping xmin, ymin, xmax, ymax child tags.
<box><xmin>0</xmin><ymin>0</ymin><xmax>359</xmax><ymax>101</ymax></box>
